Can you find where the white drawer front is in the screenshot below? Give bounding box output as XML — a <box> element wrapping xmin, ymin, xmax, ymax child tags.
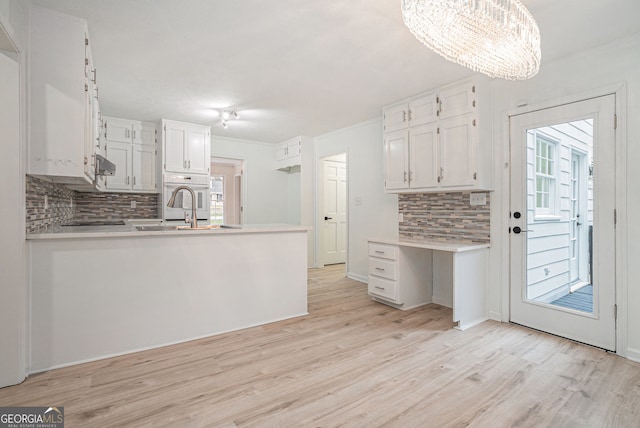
<box><xmin>369</xmin><ymin>258</ymin><xmax>397</xmax><ymax>281</ymax></box>
<box><xmin>368</xmin><ymin>276</ymin><xmax>400</xmax><ymax>303</ymax></box>
<box><xmin>368</xmin><ymin>243</ymin><xmax>397</xmax><ymax>260</ymax></box>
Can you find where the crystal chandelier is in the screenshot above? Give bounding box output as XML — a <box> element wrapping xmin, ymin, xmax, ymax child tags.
<box><xmin>401</xmin><ymin>0</ymin><xmax>541</xmax><ymax>80</ymax></box>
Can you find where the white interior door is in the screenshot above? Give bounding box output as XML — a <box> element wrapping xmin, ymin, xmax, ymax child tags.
<box><xmin>510</xmin><ymin>95</ymin><xmax>616</xmax><ymax>351</ymax></box>
<box><xmin>322</xmin><ymin>158</ymin><xmax>347</xmax><ymax>265</ymax></box>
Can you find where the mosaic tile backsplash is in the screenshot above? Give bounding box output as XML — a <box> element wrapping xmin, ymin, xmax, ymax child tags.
<box><xmin>26</xmin><ymin>175</ymin><xmax>76</xmax><ymax>233</ymax></box>
<box><xmin>26</xmin><ymin>175</ymin><xmax>159</xmax><ymax>233</ymax></box>
<box><xmin>399</xmin><ymin>192</ymin><xmax>490</xmax><ymax>244</ymax></box>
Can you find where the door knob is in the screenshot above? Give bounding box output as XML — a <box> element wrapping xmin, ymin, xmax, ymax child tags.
<box><xmin>324</xmin><ymin>216</ymin><xmax>333</xmax><ymax>220</ymax></box>
<box><xmin>512</xmin><ymin>226</ymin><xmax>532</xmax><ymax>234</ymax></box>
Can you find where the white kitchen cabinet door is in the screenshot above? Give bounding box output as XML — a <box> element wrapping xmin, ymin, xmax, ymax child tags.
<box><xmin>104</xmin><ymin>117</ymin><xmax>133</xmax><ymax>143</ymax></box>
<box><xmin>384</xmin><ymin>130</ymin><xmax>409</xmax><ymax>190</ymax></box>
<box><xmin>384</xmin><ymin>103</ymin><xmax>409</xmax><ymax>133</ymax></box>
<box><xmin>275</xmin><ymin>142</ymin><xmax>289</xmax><ymax>161</ymax></box>
<box><xmin>140</xmin><ymin>123</ymin><xmax>156</xmax><ymax>146</ymax></box>
<box><xmin>84</xmin><ymin>79</ymin><xmax>97</xmax><ymax>182</ymax></box>
<box><xmin>408</xmin><ymin>93</ymin><xmax>438</xmax><ymax>127</ymax></box>
<box><xmin>186</xmin><ymin>128</ymin><xmax>210</xmax><ymax>175</ymax></box>
<box><xmin>439</xmin><ymin>113</ymin><xmax>477</xmax><ymax>188</ymax></box>
<box><xmin>408</xmin><ymin>122</ymin><xmax>439</xmax><ymax>189</ymax></box>
<box><xmin>438</xmin><ymin>82</ymin><xmax>476</xmax><ymax>119</ymax></box>
<box><xmin>133</xmin><ymin>144</ymin><xmax>156</xmax><ymax>191</ymax></box>
<box><xmin>164</xmin><ymin>126</ymin><xmax>187</xmax><ymax>173</ymax></box>
<box><xmin>105</xmin><ymin>141</ymin><xmax>132</xmax><ymax>190</ymax></box>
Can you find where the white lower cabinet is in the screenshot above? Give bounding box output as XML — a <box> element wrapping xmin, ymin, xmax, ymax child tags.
<box><xmin>368</xmin><ymin>239</ymin><xmax>490</xmax><ymax>330</ymax></box>
<box><xmin>367</xmin><ymin>242</ymin><xmax>431</xmax><ymax>308</ymax></box>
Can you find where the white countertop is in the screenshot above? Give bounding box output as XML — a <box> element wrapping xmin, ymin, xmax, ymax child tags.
<box><xmin>28</xmin><ymin>220</ymin><xmax>311</xmax><ymax>240</ymax></box>
<box><xmin>369</xmin><ymin>238</ymin><xmax>490</xmax><ymax>253</ymax></box>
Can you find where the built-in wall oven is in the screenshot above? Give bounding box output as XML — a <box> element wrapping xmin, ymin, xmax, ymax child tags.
<box><xmin>163</xmin><ymin>174</ymin><xmax>210</xmax><ymax>224</ymax></box>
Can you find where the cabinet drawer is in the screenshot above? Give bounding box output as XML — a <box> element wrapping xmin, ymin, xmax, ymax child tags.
<box><xmin>368</xmin><ymin>276</ymin><xmax>400</xmax><ymax>303</ymax></box>
<box><xmin>369</xmin><ymin>258</ymin><xmax>397</xmax><ymax>281</ymax></box>
<box><xmin>369</xmin><ymin>243</ymin><xmax>397</xmax><ymax>260</ymax></box>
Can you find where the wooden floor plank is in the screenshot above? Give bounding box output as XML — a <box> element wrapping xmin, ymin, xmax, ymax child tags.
<box><xmin>1</xmin><ymin>264</ymin><xmax>638</xmax><ymax>427</ymax></box>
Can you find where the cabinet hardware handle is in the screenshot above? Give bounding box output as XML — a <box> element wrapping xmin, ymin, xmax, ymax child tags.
<box><xmin>132</xmin><ymin>130</ymin><xmax>136</xmax><ymax>140</ymax></box>
<box><xmin>183</xmin><ymin>160</ymin><xmax>187</xmax><ymax>169</ymax></box>
<box><xmin>133</xmin><ymin>176</ymin><xmax>136</xmax><ymax>185</ymax></box>
<box><xmin>95</xmin><ymin>86</ymin><xmax>99</xmax><ymax>100</ymax></box>
<box><xmin>473</xmin><ymin>119</ymin><xmax>477</xmax><ymax>126</ymax></box>
<box><xmin>92</xmin><ymin>68</ymin><xmax>97</xmax><ymax>84</ymax></box>
<box><xmin>375</xmin><ymin>267</ymin><xmax>385</xmax><ymax>271</ymax></box>
<box><xmin>409</xmin><ymin>171</ymin><xmax>413</xmax><ymax>182</ymax></box>
<box><xmin>188</xmin><ymin>160</ymin><xmax>191</xmax><ymax>168</ymax></box>
<box><xmin>408</xmin><ymin>109</ymin><xmax>412</xmax><ymax>121</ymax></box>
<box><xmin>127</xmin><ymin>176</ymin><xmax>130</xmax><ymax>185</ymax></box>
<box><xmin>374</xmin><ymin>250</ymin><xmax>384</xmax><ymax>254</ymax></box>
<box><xmin>403</xmin><ymin>171</ymin><xmax>407</xmax><ymax>182</ymax></box>
<box><xmin>375</xmin><ymin>286</ymin><xmax>385</xmax><ymax>290</ymax></box>
<box><xmin>403</xmin><ymin>110</ymin><xmax>407</xmax><ymax>122</ymax></box>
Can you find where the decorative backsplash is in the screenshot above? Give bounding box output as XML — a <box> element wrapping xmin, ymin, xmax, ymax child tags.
<box><xmin>399</xmin><ymin>192</ymin><xmax>490</xmax><ymax>244</ymax></box>
<box><xmin>75</xmin><ymin>192</ymin><xmax>159</xmax><ymax>220</ymax></box>
<box><xmin>26</xmin><ymin>175</ymin><xmax>160</xmax><ymax>233</ymax></box>
<box><xmin>26</xmin><ymin>175</ymin><xmax>76</xmax><ymax>233</ymax></box>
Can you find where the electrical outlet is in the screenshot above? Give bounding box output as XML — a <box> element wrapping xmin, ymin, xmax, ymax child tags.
<box><xmin>398</xmin><ymin>213</ymin><xmax>404</xmax><ymax>222</ymax></box>
<box><xmin>69</xmin><ymin>197</ymin><xmax>73</xmax><ymax>207</ymax></box>
<box><xmin>470</xmin><ymin>192</ymin><xmax>487</xmax><ymax>206</ymax></box>
<box><xmin>131</xmin><ymin>200</ymin><xmax>137</xmax><ymax>209</ymax></box>
<box><xmin>354</xmin><ymin>196</ymin><xmax>362</xmax><ymax>206</ymax></box>
<box><xmin>44</xmin><ymin>195</ymin><xmax>49</xmax><ymax>210</ymax></box>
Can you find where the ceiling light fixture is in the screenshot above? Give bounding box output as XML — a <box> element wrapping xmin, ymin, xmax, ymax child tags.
<box><xmin>219</xmin><ymin>109</ymin><xmax>240</xmax><ymax>129</ymax></box>
<box><xmin>401</xmin><ymin>0</ymin><xmax>541</xmax><ymax>80</ymax></box>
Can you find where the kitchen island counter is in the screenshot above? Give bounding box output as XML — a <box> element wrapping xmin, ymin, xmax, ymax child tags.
<box><xmin>27</xmin><ymin>221</ymin><xmax>309</xmax><ymax>240</ymax></box>
<box><xmin>28</xmin><ymin>226</ymin><xmax>309</xmax><ymax>371</ymax></box>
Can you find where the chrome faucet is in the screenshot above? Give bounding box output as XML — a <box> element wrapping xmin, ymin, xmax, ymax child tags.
<box><xmin>167</xmin><ymin>185</ymin><xmax>198</xmax><ymax>229</ymax></box>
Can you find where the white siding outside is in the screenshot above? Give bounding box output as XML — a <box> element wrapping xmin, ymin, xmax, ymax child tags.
<box><xmin>526</xmin><ymin>120</ymin><xmax>594</xmax><ymax>301</ymax></box>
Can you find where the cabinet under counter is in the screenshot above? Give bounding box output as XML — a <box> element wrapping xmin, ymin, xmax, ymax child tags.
<box><xmin>368</xmin><ymin>238</ymin><xmax>489</xmax><ymax>330</ymax></box>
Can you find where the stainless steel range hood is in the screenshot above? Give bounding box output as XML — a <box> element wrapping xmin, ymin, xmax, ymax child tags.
<box><xmin>95</xmin><ymin>154</ymin><xmax>116</xmax><ymax>176</ymax></box>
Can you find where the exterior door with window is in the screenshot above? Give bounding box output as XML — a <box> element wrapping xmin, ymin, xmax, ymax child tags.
<box><xmin>510</xmin><ymin>95</ymin><xmax>616</xmax><ymax>351</ymax></box>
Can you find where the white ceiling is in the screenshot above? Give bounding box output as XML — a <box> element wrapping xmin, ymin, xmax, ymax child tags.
<box><xmin>32</xmin><ymin>0</ymin><xmax>640</xmax><ymax>143</ymax></box>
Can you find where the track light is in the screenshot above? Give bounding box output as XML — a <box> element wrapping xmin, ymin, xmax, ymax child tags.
<box><xmin>218</xmin><ymin>108</ymin><xmax>240</xmax><ymax>129</ymax></box>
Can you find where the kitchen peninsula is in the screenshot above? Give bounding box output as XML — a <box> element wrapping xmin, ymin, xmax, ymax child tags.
<box><xmin>27</xmin><ymin>224</ymin><xmax>309</xmax><ymax>372</ymax></box>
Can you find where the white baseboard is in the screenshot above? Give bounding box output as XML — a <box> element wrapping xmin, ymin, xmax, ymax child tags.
<box><xmin>347</xmin><ymin>272</ymin><xmax>368</xmax><ymax>283</ymax></box>
<box><xmin>432</xmin><ymin>295</ymin><xmax>452</xmax><ymax>309</ymax></box>
<box><xmin>627</xmin><ymin>348</ymin><xmax>640</xmax><ymax>363</ymax></box>
<box><xmin>488</xmin><ymin>311</ymin><xmax>502</xmax><ymax>322</ymax></box>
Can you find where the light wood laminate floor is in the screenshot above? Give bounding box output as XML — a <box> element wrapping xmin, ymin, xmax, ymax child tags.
<box><xmin>1</xmin><ymin>265</ymin><xmax>639</xmax><ymax>427</ymax></box>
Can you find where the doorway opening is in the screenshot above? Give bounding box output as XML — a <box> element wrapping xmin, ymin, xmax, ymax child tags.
<box><xmin>318</xmin><ymin>153</ymin><xmax>347</xmax><ymax>267</ymax></box>
<box><xmin>210</xmin><ymin>157</ymin><xmax>244</xmax><ymax>225</ymax></box>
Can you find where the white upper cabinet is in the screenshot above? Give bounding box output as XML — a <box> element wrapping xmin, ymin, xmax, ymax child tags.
<box><xmin>105</xmin><ymin>141</ymin><xmax>132</xmax><ymax>191</ymax></box>
<box><xmin>383</xmin><ymin>92</ymin><xmax>438</xmax><ymax>132</ymax></box>
<box><xmin>28</xmin><ymin>6</ymin><xmax>100</xmax><ymax>189</ymax></box>
<box><xmin>103</xmin><ymin>116</ymin><xmax>158</xmax><ymax>192</ymax></box>
<box><xmin>382</xmin><ymin>80</ymin><xmax>492</xmax><ymax>193</ymax></box>
<box><xmin>162</xmin><ymin>120</ymin><xmax>211</xmax><ymax>175</ymax></box>
<box><xmin>104</xmin><ymin>117</ymin><xmax>142</xmax><ymax>144</ymax></box>
<box><xmin>275</xmin><ymin>136</ymin><xmax>306</xmax><ymax>170</ymax></box>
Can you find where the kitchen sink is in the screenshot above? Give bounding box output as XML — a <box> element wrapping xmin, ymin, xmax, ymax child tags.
<box><xmin>135</xmin><ymin>224</ymin><xmax>241</xmax><ymax>232</ymax></box>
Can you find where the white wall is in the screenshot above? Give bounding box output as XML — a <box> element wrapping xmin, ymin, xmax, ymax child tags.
<box><xmin>210</xmin><ymin>136</ymin><xmax>291</xmax><ymax>225</ymax></box>
<box><xmin>314</xmin><ymin>119</ymin><xmax>398</xmax><ymax>279</ymax></box>
<box><xmin>0</xmin><ymin>0</ymin><xmax>28</xmax><ymax>387</ymax></box>
<box><xmin>489</xmin><ymin>34</ymin><xmax>640</xmax><ymax>361</ymax></box>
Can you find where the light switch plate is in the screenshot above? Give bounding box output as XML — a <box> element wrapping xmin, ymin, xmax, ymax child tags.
<box><xmin>355</xmin><ymin>196</ymin><xmax>362</xmax><ymax>206</ymax></box>
<box><xmin>470</xmin><ymin>192</ymin><xmax>487</xmax><ymax>206</ymax></box>
<box><xmin>131</xmin><ymin>200</ymin><xmax>137</xmax><ymax>209</ymax></box>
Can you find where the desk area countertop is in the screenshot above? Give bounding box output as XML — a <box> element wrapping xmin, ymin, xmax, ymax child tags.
<box><xmin>368</xmin><ymin>238</ymin><xmax>490</xmax><ymax>253</ymax></box>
